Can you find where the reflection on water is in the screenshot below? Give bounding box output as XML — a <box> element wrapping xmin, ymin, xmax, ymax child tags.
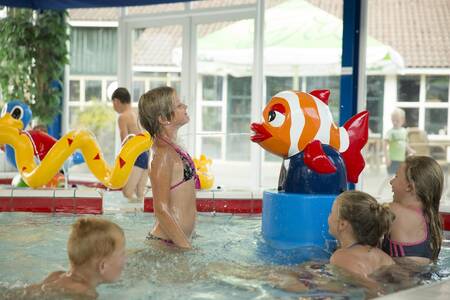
<box><xmin>0</xmin><ymin>212</ymin><xmax>449</xmax><ymax>300</ymax></box>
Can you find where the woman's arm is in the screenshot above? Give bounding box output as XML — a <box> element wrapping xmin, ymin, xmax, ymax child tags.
<box><xmin>150</xmin><ymin>150</ymin><xmax>191</xmax><ymax>249</ymax></box>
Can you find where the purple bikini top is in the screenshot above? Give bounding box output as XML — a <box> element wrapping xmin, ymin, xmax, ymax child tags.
<box><xmin>159</xmin><ymin>137</ymin><xmax>200</xmax><ymax>190</ymax></box>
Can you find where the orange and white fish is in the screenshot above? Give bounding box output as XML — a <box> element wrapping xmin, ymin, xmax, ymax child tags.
<box><xmin>250</xmin><ymin>90</ymin><xmax>369</xmax><ymax>183</ymax></box>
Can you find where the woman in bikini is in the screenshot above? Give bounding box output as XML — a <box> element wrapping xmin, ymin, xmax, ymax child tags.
<box><xmin>138</xmin><ymin>86</ymin><xmax>199</xmax><ymax>249</ymax></box>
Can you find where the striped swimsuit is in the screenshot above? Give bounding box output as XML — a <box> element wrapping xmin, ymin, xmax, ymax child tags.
<box><xmin>381</xmin><ymin>208</ymin><xmax>432</xmax><ymax>259</ymax></box>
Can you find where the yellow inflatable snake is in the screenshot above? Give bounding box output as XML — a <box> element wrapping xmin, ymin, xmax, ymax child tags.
<box><xmin>0</xmin><ymin>112</ymin><xmax>152</xmax><ymax>188</ymax></box>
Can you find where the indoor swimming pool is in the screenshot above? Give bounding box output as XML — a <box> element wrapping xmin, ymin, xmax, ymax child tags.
<box><xmin>0</xmin><ymin>211</ymin><xmax>449</xmax><ymax>300</ymax></box>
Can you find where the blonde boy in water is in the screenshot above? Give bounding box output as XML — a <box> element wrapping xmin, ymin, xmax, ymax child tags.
<box><xmin>112</xmin><ymin>87</ymin><xmax>149</xmax><ymax>203</ymax></box>
<box><xmin>26</xmin><ymin>217</ymin><xmax>126</xmax><ymax>299</ymax></box>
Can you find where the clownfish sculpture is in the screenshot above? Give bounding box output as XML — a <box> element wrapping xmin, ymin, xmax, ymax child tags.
<box><xmin>250</xmin><ymin>90</ymin><xmax>369</xmax><ymax>183</ymax></box>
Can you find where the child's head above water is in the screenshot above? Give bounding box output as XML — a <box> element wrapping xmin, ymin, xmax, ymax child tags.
<box><xmin>111</xmin><ymin>87</ymin><xmax>131</xmax><ymax>104</ymax></box>
<box><xmin>390</xmin><ymin>108</ymin><xmax>405</xmax><ymax>128</ymax></box>
<box><xmin>401</xmin><ymin>155</ymin><xmax>443</xmax><ymax>212</ymax></box>
<box><xmin>111</xmin><ymin>87</ymin><xmax>131</xmax><ymax>114</ymax></box>
<box><xmin>68</xmin><ymin>217</ymin><xmax>126</xmax><ymax>283</ymax></box>
<box><xmin>138</xmin><ymin>86</ymin><xmax>177</xmax><ymax>138</ymax></box>
<box><xmin>330</xmin><ymin>190</ymin><xmax>394</xmax><ymax>247</ymax></box>
<box><xmin>396</xmin><ymin>155</ymin><xmax>444</xmax><ymax>260</ymax></box>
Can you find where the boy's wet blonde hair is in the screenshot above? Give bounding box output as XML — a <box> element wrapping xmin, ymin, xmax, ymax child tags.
<box><xmin>404</xmin><ymin>155</ymin><xmax>444</xmax><ymax>261</ymax></box>
<box><xmin>67</xmin><ymin>217</ymin><xmax>124</xmax><ymax>267</ymax></box>
<box><xmin>138</xmin><ymin>86</ymin><xmax>176</xmax><ymax>138</ymax></box>
<box><xmin>337</xmin><ymin>190</ymin><xmax>395</xmax><ymax>247</ymax></box>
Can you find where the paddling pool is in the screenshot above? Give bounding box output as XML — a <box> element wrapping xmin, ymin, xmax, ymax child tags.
<box><xmin>0</xmin><ymin>205</ymin><xmax>449</xmax><ymax>299</ymax></box>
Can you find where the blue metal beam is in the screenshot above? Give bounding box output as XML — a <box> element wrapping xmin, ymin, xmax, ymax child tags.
<box><xmin>340</xmin><ymin>0</ymin><xmax>361</xmax><ymax>126</ymax></box>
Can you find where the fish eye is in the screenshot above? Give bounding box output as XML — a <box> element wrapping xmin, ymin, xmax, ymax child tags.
<box><xmin>268</xmin><ymin>110</ymin><xmax>286</xmax><ymax>127</ymax></box>
<box><xmin>268</xmin><ymin>110</ymin><xmax>276</xmax><ymax>122</ymax></box>
<box><xmin>11</xmin><ymin>106</ymin><xmax>24</xmax><ymax>120</ymax></box>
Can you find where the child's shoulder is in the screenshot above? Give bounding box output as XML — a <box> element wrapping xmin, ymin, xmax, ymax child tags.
<box><xmin>151</xmin><ymin>144</ymin><xmax>176</xmax><ymax>165</ymax></box>
<box><xmin>330</xmin><ymin>248</ymin><xmax>354</xmax><ymax>265</ymax></box>
<box><xmin>42</xmin><ymin>271</ymin><xmax>65</xmax><ymax>284</ymax></box>
<box><xmin>119</xmin><ymin>108</ymin><xmax>137</xmax><ymax>119</ymax></box>
<box><xmin>41</xmin><ymin>272</ymin><xmax>97</xmax><ymax>299</ymax></box>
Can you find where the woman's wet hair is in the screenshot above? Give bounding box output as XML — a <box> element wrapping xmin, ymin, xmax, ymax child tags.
<box><xmin>404</xmin><ymin>156</ymin><xmax>443</xmax><ymax>261</ymax></box>
<box><xmin>138</xmin><ymin>86</ymin><xmax>176</xmax><ymax>138</ymax></box>
<box><xmin>337</xmin><ymin>190</ymin><xmax>395</xmax><ymax>247</ymax></box>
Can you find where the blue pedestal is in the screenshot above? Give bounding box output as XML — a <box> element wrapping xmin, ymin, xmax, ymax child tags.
<box><xmin>262</xmin><ymin>190</ymin><xmax>336</xmax><ymax>252</ymax></box>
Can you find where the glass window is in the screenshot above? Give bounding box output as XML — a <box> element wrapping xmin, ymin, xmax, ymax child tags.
<box><xmin>70</xmin><ymin>27</ymin><xmax>117</xmax><ymax>76</ymax></box>
<box><xmin>201</xmin><ymin>136</ymin><xmax>222</xmax><ymax>159</ymax></box>
<box><xmin>149</xmin><ymin>80</ymin><xmax>167</xmax><ymax>90</ymax></box>
<box><xmin>426</xmin><ymin>75</ymin><xmax>449</xmax><ymax>103</ymax></box>
<box><xmin>73</xmin><ymin>103</ymin><xmax>116</xmax><ymax>163</ymax></box>
<box><xmin>106</xmin><ymin>80</ymin><xmax>117</xmax><ymax>101</ymax></box>
<box><xmin>197</xmin><ymin>18</ymin><xmax>254</xmax><ymax>187</ymax></box>
<box><xmin>366</xmin><ymin>76</ymin><xmax>385</xmax><ymax>134</ymax></box>
<box><xmin>85</xmin><ymin>80</ymin><xmax>102</xmax><ymax>101</ymax></box>
<box><xmin>264</xmin><ymin>76</ymin><xmax>294</xmax><ymax>162</ymax></box>
<box><xmin>170</xmin><ymin>80</ymin><xmax>181</xmax><ymax>95</ymax></box>
<box><xmin>132</xmin><ymin>80</ymin><xmax>145</xmax><ymax>102</ymax></box>
<box><xmin>69</xmin><ymin>107</ymin><xmax>80</xmax><ymax>127</ymax></box>
<box><xmin>425</xmin><ymin>108</ymin><xmax>448</xmax><ymax>135</ymax></box>
<box><xmin>397</xmin><ymin>75</ymin><xmax>420</xmax><ymax>102</ymax></box>
<box><xmin>266</xmin><ymin>76</ymin><xmax>294</xmax><ymax>104</ymax></box>
<box><xmin>403</xmin><ymin>107</ymin><xmax>419</xmax><ymax>128</ymax></box>
<box><xmin>168</xmin><ymin>72</ymin><xmax>181</xmax><ymax>95</ymax></box>
<box><xmin>227</xmin><ymin>76</ymin><xmax>251</xmax><ymax>161</ymax></box>
<box><xmin>69</xmin><ymin>80</ymin><xmax>80</xmax><ymax>102</ymax></box>
<box><xmin>202</xmin><ymin>75</ymin><xmax>223</xmax><ymax>101</ymax></box>
<box><xmin>131</xmin><ymin>24</ymin><xmax>182</xmax><ymax>102</ymax></box>
<box><xmin>202</xmin><ymin>107</ymin><xmax>222</xmax><ymax>131</ymax></box>
<box><xmin>306</xmin><ymin>76</ymin><xmax>340</xmax><ymax>122</ymax></box>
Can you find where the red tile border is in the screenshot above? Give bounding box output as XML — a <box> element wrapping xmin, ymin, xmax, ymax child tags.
<box><xmin>54</xmin><ymin>198</ymin><xmax>76</xmax><ymax>213</ymax></box>
<box><xmin>144</xmin><ymin>198</ymin><xmax>262</xmax><ymax>214</ymax></box>
<box><xmin>10</xmin><ymin>197</ymin><xmax>53</xmax><ymax>213</ymax></box>
<box><xmin>442</xmin><ymin>213</ymin><xmax>450</xmax><ymax>231</ymax></box>
<box><xmin>74</xmin><ymin>197</ymin><xmax>102</xmax><ymax>214</ymax></box>
<box><xmin>143</xmin><ymin>197</ymin><xmax>154</xmax><ymax>212</ymax></box>
<box><xmin>0</xmin><ymin>178</ymin><xmax>12</xmax><ymax>185</ymax></box>
<box><xmin>0</xmin><ymin>197</ymin><xmax>11</xmax><ymax>212</ymax></box>
<box><xmin>0</xmin><ymin>196</ymin><xmax>102</xmax><ymax>214</ymax></box>
<box><xmin>0</xmin><ymin>190</ymin><xmax>448</xmax><ymax>228</ymax></box>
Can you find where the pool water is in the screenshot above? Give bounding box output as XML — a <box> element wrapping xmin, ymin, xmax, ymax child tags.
<box><xmin>0</xmin><ymin>212</ymin><xmax>449</xmax><ymax>300</ymax></box>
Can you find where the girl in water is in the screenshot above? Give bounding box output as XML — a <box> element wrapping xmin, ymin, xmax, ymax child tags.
<box><xmin>138</xmin><ymin>86</ymin><xmax>199</xmax><ymax>249</ymax></box>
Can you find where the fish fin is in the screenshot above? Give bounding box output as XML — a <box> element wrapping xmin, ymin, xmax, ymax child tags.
<box><xmin>341</xmin><ymin>111</ymin><xmax>370</xmax><ymax>183</ymax></box>
<box><xmin>304</xmin><ymin>140</ymin><xmax>337</xmax><ymax>174</ymax></box>
<box><xmin>309</xmin><ymin>89</ymin><xmax>330</xmax><ymax>105</ymax></box>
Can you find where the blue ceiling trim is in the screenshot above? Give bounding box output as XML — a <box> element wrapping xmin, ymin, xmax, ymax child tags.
<box><xmin>0</xmin><ymin>0</ymin><xmax>190</xmax><ymax>10</ymax></box>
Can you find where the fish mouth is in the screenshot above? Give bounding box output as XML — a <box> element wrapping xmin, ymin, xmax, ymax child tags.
<box><xmin>250</xmin><ymin>123</ymin><xmax>272</xmax><ymax>143</ymax></box>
